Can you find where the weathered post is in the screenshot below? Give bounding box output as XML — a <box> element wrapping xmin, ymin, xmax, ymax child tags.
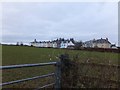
<box><xmin>55</xmin><ymin>54</ymin><xmax>70</xmax><ymax>89</ymax></box>
<box><xmin>59</xmin><ymin>54</ymin><xmax>70</xmax><ymax>88</ymax></box>
<box><xmin>55</xmin><ymin>60</ymin><xmax>61</xmax><ymax>90</ymax></box>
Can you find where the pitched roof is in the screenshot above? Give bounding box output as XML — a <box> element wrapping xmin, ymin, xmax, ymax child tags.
<box><xmin>93</xmin><ymin>38</ymin><xmax>111</xmax><ymax>44</ymax></box>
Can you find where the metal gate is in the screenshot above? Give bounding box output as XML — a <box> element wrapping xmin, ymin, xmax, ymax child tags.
<box><xmin>0</xmin><ymin>61</ymin><xmax>61</xmax><ymax>89</ymax></box>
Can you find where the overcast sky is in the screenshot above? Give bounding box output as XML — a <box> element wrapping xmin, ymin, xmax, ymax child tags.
<box><xmin>1</xmin><ymin>2</ymin><xmax>118</xmax><ymax>45</ymax></box>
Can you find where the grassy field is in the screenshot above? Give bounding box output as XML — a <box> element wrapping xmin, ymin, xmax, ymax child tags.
<box><xmin>2</xmin><ymin>45</ymin><xmax>119</xmax><ymax>65</ymax></box>
<box><xmin>2</xmin><ymin>45</ymin><xmax>119</xmax><ymax>88</ymax></box>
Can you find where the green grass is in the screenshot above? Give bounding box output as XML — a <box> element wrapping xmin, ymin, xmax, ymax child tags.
<box><xmin>2</xmin><ymin>45</ymin><xmax>119</xmax><ymax>65</ymax></box>
<box><xmin>2</xmin><ymin>45</ymin><xmax>119</xmax><ymax>88</ymax></box>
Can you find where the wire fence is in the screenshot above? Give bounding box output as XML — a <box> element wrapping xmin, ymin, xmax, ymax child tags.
<box><xmin>60</xmin><ymin>54</ymin><xmax>119</xmax><ymax>88</ymax></box>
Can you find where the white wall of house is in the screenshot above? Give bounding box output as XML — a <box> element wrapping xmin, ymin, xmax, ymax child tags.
<box><xmin>47</xmin><ymin>42</ymin><xmax>51</xmax><ymax>47</ymax></box>
<box><xmin>83</xmin><ymin>40</ymin><xmax>93</xmax><ymax>48</ymax></box>
<box><xmin>53</xmin><ymin>42</ymin><xmax>57</xmax><ymax>48</ymax></box>
<box><xmin>60</xmin><ymin>42</ymin><xmax>65</xmax><ymax>48</ymax></box>
<box><xmin>60</xmin><ymin>41</ymin><xmax>74</xmax><ymax>48</ymax></box>
<box><xmin>65</xmin><ymin>41</ymin><xmax>69</xmax><ymax>48</ymax></box>
<box><xmin>44</xmin><ymin>43</ymin><xmax>47</xmax><ymax>47</ymax></box>
<box><xmin>60</xmin><ymin>41</ymin><xmax>68</xmax><ymax>48</ymax></box>
<box><xmin>40</xmin><ymin>43</ymin><xmax>43</xmax><ymax>47</ymax></box>
<box><xmin>96</xmin><ymin>43</ymin><xmax>111</xmax><ymax>48</ymax></box>
<box><xmin>39</xmin><ymin>43</ymin><xmax>42</xmax><ymax>47</ymax></box>
<box><xmin>83</xmin><ymin>39</ymin><xmax>111</xmax><ymax>48</ymax></box>
<box><xmin>92</xmin><ymin>43</ymin><xmax>97</xmax><ymax>48</ymax></box>
<box><xmin>31</xmin><ymin>42</ymin><xmax>40</xmax><ymax>47</ymax></box>
<box><xmin>50</xmin><ymin>42</ymin><xmax>53</xmax><ymax>47</ymax></box>
<box><xmin>30</xmin><ymin>39</ymin><xmax>75</xmax><ymax>48</ymax></box>
<box><xmin>36</xmin><ymin>43</ymin><xmax>40</xmax><ymax>47</ymax></box>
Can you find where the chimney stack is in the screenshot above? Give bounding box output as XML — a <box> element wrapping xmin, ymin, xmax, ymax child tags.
<box><xmin>106</xmin><ymin>38</ymin><xmax>108</xmax><ymax>41</ymax></box>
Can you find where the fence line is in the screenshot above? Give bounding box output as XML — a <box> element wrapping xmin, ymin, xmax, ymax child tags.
<box><xmin>79</xmin><ymin>62</ymin><xmax>119</xmax><ymax>68</ymax></box>
<box><xmin>78</xmin><ymin>62</ymin><xmax>119</xmax><ymax>88</ymax></box>
<box><xmin>79</xmin><ymin>75</ymin><xmax>119</xmax><ymax>84</ymax></box>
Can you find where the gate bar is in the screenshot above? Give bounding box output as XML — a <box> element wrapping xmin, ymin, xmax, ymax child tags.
<box><xmin>0</xmin><ymin>62</ymin><xmax>57</xmax><ymax>70</ymax></box>
<box><xmin>35</xmin><ymin>83</ymin><xmax>55</xmax><ymax>90</ymax></box>
<box><xmin>0</xmin><ymin>73</ymin><xmax>55</xmax><ymax>86</ymax></box>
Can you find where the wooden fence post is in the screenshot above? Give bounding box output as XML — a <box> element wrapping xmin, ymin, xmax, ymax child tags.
<box><xmin>55</xmin><ymin>54</ymin><xmax>70</xmax><ymax>89</ymax></box>
<box><xmin>59</xmin><ymin>54</ymin><xmax>70</xmax><ymax>88</ymax></box>
<box><xmin>55</xmin><ymin>60</ymin><xmax>61</xmax><ymax>90</ymax></box>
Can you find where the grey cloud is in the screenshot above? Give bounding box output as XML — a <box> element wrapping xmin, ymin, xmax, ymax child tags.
<box><xmin>1</xmin><ymin>2</ymin><xmax>118</xmax><ymax>45</ymax></box>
